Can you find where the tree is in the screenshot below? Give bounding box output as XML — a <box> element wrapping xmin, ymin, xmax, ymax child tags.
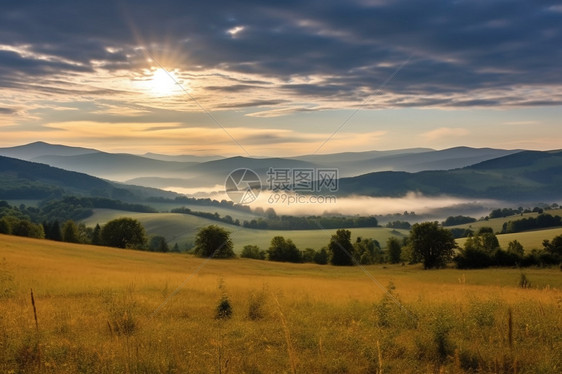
<box><xmin>91</xmin><ymin>224</ymin><xmax>102</xmax><ymax>245</ymax></box>
<box><xmin>409</xmin><ymin>222</ymin><xmax>456</xmax><ymax>269</ymax></box>
<box><xmin>101</xmin><ymin>217</ymin><xmax>147</xmax><ymax>249</ymax></box>
<box><xmin>353</xmin><ymin>237</ymin><xmax>381</xmax><ymax>265</ymax></box>
<box><xmin>507</xmin><ymin>240</ymin><xmax>524</xmax><ymax>257</ymax></box>
<box><xmin>329</xmin><ymin>229</ymin><xmax>354</xmax><ymax>266</ymax></box>
<box><xmin>313</xmin><ymin>247</ymin><xmax>329</xmax><ymax>265</ymax></box>
<box><xmin>0</xmin><ymin>217</ymin><xmax>10</xmax><ymax>234</ymax></box>
<box><xmin>12</xmin><ymin>219</ymin><xmax>44</xmax><ymax>239</ymax></box>
<box><xmin>62</xmin><ymin>220</ymin><xmax>80</xmax><ymax>243</ymax></box>
<box><xmin>543</xmin><ymin>234</ymin><xmax>562</xmax><ymax>262</ymax></box>
<box><xmin>43</xmin><ymin>220</ymin><xmax>62</xmax><ymax>241</ymax></box>
<box><xmin>442</xmin><ymin>215</ymin><xmax>476</xmax><ymax>226</ymax></box>
<box><xmin>480</xmin><ymin>232</ymin><xmax>500</xmax><ymax>253</ymax></box>
<box><xmin>194</xmin><ymin>225</ymin><xmax>235</xmax><ymax>258</ymax></box>
<box><xmin>301</xmin><ymin>248</ymin><xmax>317</xmax><ymax>263</ymax></box>
<box><xmin>267</xmin><ymin>236</ymin><xmax>302</xmax><ymax>263</ymax></box>
<box><xmin>387</xmin><ymin>237</ymin><xmax>402</xmax><ymax>264</ymax></box>
<box><xmin>149</xmin><ymin>235</ymin><xmax>169</xmax><ymax>252</ymax></box>
<box><xmin>241</xmin><ymin>245</ymin><xmax>266</xmax><ymax>260</ymax></box>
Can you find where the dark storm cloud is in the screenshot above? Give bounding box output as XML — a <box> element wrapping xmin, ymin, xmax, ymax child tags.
<box><xmin>0</xmin><ymin>0</ymin><xmax>561</xmax><ymax>107</ymax></box>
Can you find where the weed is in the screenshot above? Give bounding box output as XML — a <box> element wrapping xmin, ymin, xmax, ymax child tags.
<box><xmin>104</xmin><ymin>289</ymin><xmax>138</xmax><ymax>336</ymax></box>
<box><xmin>519</xmin><ymin>273</ymin><xmax>531</xmax><ymax>288</ymax></box>
<box><xmin>0</xmin><ymin>258</ymin><xmax>15</xmax><ymax>298</ymax></box>
<box><xmin>247</xmin><ymin>289</ymin><xmax>268</xmax><ymax>321</ymax></box>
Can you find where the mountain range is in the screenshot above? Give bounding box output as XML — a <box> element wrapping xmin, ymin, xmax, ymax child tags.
<box><xmin>1</xmin><ymin>141</ymin><xmax>560</xmax><ymax>204</ymax></box>
<box><xmin>0</xmin><ymin>142</ymin><xmax>520</xmax><ymax>191</ymax></box>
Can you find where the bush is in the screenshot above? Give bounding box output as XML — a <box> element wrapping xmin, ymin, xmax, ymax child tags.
<box><xmin>313</xmin><ymin>248</ymin><xmax>329</xmax><ymax>265</ymax></box>
<box><xmin>247</xmin><ymin>290</ymin><xmax>267</xmax><ymax>320</ymax></box>
<box><xmin>216</xmin><ymin>295</ymin><xmax>233</xmax><ymax>320</ymax></box>
<box><xmin>241</xmin><ymin>245</ymin><xmax>266</xmax><ymax>260</ymax></box>
<box><xmin>454</xmin><ymin>248</ymin><xmax>492</xmax><ymax>269</ymax></box>
<box><xmin>493</xmin><ymin>249</ymin><xmax>521</xmax><ymax>267</ymax></box>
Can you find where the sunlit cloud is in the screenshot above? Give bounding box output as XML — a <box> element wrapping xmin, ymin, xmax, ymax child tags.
<box><xmin>6</xmin><ymin>121</ymin><xmax>386</xmax><ymax>155</ymax></box>
<box><xmin>227</xmin><ymin>26</ymin><xmax>245</xmax><ymax>37</ymax></box>
<box><xmin>0</xmin><ymin>1</ymin><xmax>561</xmax><ymax>154</ymax></box>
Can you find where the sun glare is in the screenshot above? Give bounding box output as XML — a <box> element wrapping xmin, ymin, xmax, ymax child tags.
<box><xmin>147</xmin><ymin>68</ymin><xmax>181</xmax><ymax>96</ymax></box>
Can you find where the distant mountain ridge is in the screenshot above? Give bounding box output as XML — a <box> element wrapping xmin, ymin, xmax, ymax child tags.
<box><xmin>1</xmin><ymin>142</ymin><xmax>561</xmax><ymax>203</ymax></box>
<box><xmin>0</xmin><ymin>141</ymin><xmax>98</xmax><ymax>160</ymax></box>
<box><xmin>0</xmin><ymin>142</ymin><xmax>522</xmax><ymax>191</ymax></box>
<box><xmin>337</xmin><ymin>150</ymin><xmax>562</xmax><ymax>201</ymax></box>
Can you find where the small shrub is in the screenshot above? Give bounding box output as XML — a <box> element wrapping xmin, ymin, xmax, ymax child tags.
<box><xmin>216</xmin><ymin>295</ymin><xmax>233</xmax><ymax>320</ymax></box>
<box><xmin>375</xmin><ymin>282</ymin><xmax>396</xmax><ymax>328</ymax></box>
<box><xmin>247</xmin><ymin>290</ymin><xmax>267</xmax><ymax>320</ymax></box>
<box><xmin>468</xmin><ymin>298</ymin><xmax>498</xmax><ymax>327</ymax></box>
<box><xmin>14</xmin><ymin>335</ymin><xmax>41</xmax><ymax>372</ymax></box>
<box><xmin>433</xmin><ymin>316</ymin><xmax>454</xmax><ymax>363</ymax></box>
<box><xmin>456</xmin><ymin>349</ymin><xmax>480</xmax><ymax>371</ymax></box>
<box><xmin>104</xmin><ymin>289</ymin><xmax>138</xmax><ymax>336</ymax></box>
<box><xmin>0</xmin><ymin>258</ymin><xmax>15</xmax><ymax>298</ymax></box>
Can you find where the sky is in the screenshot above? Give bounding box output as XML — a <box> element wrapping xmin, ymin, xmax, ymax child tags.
<box><xmin>0</xmin><ymin>0</ymin><xmax>561</xmax><ymax>156</ymax></box>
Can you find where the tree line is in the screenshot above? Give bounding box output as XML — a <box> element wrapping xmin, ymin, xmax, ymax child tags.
<box><xmin>193</xmin><ymin>222</ymin><xmax>562</xmax><ymax>269</ymax></box>
<box><xmin>0</xmin><ymin>197</ymin><xmax>155</xmax><ymax>224</ymax></box>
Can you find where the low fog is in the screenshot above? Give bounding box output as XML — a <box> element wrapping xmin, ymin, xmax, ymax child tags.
<box><xmin>165</xmin><ymin>185</ymin><xmax>503</xmax><ymax>221</ymax></box>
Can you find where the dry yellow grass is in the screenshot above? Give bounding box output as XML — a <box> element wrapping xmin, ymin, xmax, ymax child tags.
<box><xmin>1</xmin><ymin>234</ymin><xmax>561</xmax><ymax>373</ymax></box>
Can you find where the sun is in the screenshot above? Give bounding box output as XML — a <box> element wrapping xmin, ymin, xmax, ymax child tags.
<box><xmin>147</xmin><ymin>68</ymin><xmax>181</xmax><ymax>96</ymax></box>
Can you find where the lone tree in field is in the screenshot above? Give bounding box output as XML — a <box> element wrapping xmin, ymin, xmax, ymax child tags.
<box><xmin>194</xmin><ymin>225</ymin><xmax>235</xmax><ymax>258</ymax></box>
<box><xmin>101</xmin><ymin>217</ymin><xmax>147</xmax><ymax>249</ymax></box>
<box><xmin>329</xmin><ymin>229</ymin><xmax>355</xmax><ymax>266</ymax></box>
<box><xmin>409</xmin><ymin>222</ymin><xmax>456</xmax><ymax>269</ymax></box>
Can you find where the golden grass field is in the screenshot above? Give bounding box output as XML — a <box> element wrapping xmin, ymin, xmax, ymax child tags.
<box><xmin>1</xmin><ymin>234</ymin><xmax>561</xmax><ymax>373</ymax></box>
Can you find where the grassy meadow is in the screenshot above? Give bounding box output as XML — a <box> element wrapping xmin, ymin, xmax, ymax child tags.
<box><xmin>1</xmin><ymin>234</ymin><xmax>561</xmax><ymax>373</ymax></box>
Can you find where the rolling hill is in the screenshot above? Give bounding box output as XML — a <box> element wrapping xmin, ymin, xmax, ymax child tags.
<box><xmin>0</xmin><ymin>155</ymin><xmax>178</xmax><ymax>200</ymax></box>
<box><xmin>338</xmin><ymin>150</ymin><xmax>562</xmax><ymax>201</ymax></box>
